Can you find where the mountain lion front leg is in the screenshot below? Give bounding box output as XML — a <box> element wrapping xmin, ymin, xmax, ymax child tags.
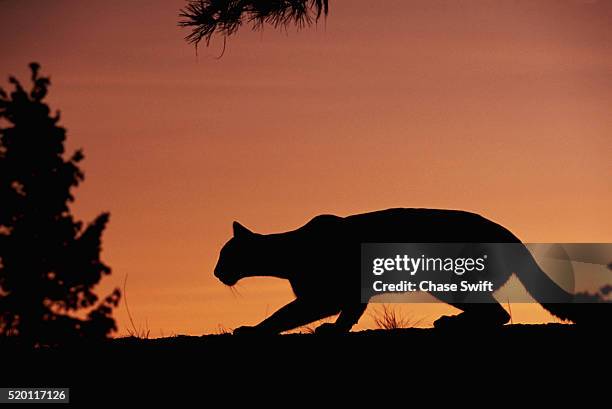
<box><xmin>315</xmin><ymin>303</ymin><xmax>367</xmax><ymax>334</ymax></box>
<box><xmin>234</xmin><ymin>298</ymin><xmax>340</xmax><ymax>335</ymax></box>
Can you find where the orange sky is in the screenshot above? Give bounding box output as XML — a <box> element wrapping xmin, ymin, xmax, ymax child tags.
<box><xmin>1</xmin><ymin>0</ymin><xmax>611</xmax><ymax>336</ymax></box>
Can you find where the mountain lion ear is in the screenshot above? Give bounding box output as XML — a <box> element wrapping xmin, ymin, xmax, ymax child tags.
<box><xmin>233</xmin><ymin>221</ymin><xmax>253</xmax><ymax>238</ymax></box>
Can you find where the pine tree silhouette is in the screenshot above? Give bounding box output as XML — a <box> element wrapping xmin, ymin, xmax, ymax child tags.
<box><xmin>0</xmin><ymin>63</ymin><xmax>120</xmax><ymax>346</ymax></box>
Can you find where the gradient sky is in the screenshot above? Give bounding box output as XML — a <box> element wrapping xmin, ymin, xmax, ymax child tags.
<box><xmin>1</xmin><ymin>0</ymin><xmax>611</xmax><ymax>336</ymax></box>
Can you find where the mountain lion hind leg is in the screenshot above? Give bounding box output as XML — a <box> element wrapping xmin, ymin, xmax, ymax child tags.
<box><xmin>434</xmin><ymin>296</ymin><xmax>510</xmax><ymax>330</ymax></box>
<box><xmin>233</xmin><ymin>298</ymin><xmax>341</xmax><ymax>335</ymax></box>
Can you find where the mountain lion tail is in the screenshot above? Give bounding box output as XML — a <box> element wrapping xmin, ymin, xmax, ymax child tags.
<box><xmin>509</xmin><ymin>244</ymin><xmax>577</xmax><ymax>322</ymax></box>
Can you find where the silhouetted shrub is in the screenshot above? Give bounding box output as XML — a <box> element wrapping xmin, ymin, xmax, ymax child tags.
<box><xmin>0</xmin><ymin>63</ymin><xmax>120</xmax><ymax>346</ymax></box>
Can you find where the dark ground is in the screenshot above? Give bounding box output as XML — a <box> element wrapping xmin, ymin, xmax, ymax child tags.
<box><xmin>4</xmin><ymin>324</ymin><xmax>608</xmax><ymax>405</ymax></box>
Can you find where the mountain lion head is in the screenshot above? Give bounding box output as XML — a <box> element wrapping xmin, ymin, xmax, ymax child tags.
<box><xmin>214</xmin><ymin>221</ymin><xmax>257</xmax><ymax>286</ymax></box>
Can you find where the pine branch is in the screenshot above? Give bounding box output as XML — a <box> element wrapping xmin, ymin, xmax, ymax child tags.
<box><xmin>178</xmin><ymin>0</ymin><xmax>329</xmax><ymax>47</ymax></box>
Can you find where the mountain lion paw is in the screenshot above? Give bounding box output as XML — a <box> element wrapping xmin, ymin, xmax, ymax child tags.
<box><xmin>315</xmin><ymin>323</ymin><xmax>344</xmax><ymax>335</ymax></box>
<box><xmin>233</xmin><ymin>325</ymin><xmax>270</xmax><ymax>336</ymax></box>
<box><xmin>434</xmin><ymin>310</ymin><xmax>509</xmax><ymax>329</ymax></box>
<box><xmin>433</xmin><ymin>315</ymin><xmax>461</xmax><ymax>330</ymax></box>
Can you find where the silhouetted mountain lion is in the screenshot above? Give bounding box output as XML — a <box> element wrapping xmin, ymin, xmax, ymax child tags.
<box><xmin>214</xmin><ymin>208</ymin><xmax>589</xmax><ymax>334</ymax></box>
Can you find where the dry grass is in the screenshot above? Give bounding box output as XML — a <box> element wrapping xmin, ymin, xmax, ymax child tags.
<box><xmin>123</xmin><ymin>274</ymin><xmax>150</xmax><ymax>339</ymax></box>
<box><xmin>216</xmin><ymin>325</ymin><xmax>232</xmax><ymax>335</ymax></box>
<box><xmin>371</xmin><ymin>305</ymin><xmax>423</xmax><ymax>330</ymax></box>
<box><xmin>126</xmin><ymin>323</ymin><xmax>150</xmax><ymax>339</ymax></box>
